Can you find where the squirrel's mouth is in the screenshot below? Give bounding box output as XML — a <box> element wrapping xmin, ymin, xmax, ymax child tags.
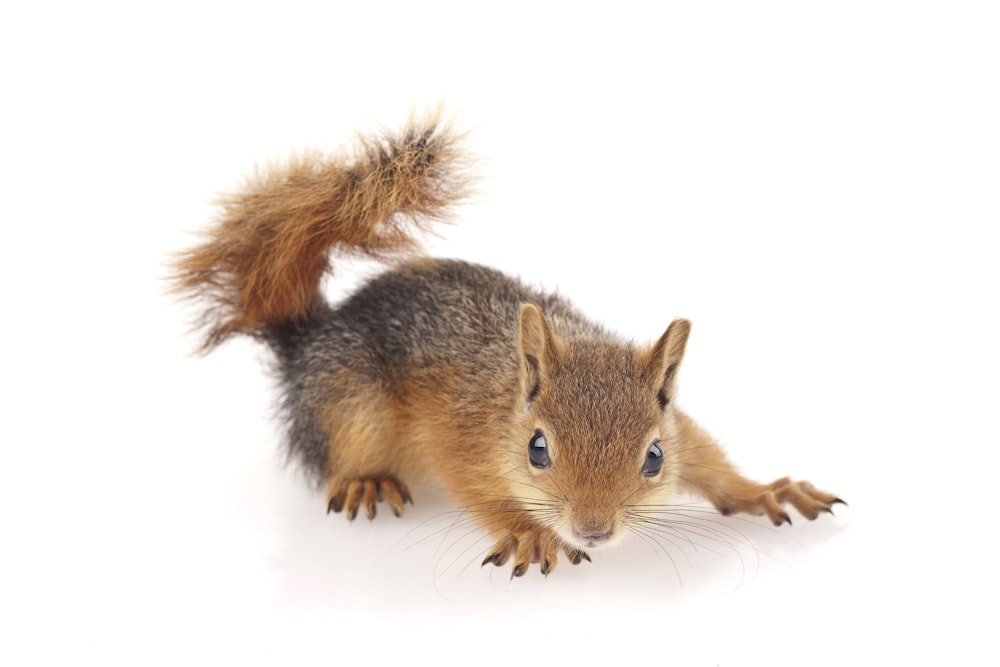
<box><xmin>564</xmin><ymin>522</ymin><xmax>619</xmax><ymax>550</ymax></box>
<box><xmin>573</xmin><ymin>530</ymin><xmax>613</xmax><ymax>549</ymax></box>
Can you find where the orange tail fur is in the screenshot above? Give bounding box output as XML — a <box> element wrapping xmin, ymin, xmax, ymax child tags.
<box><xmin>171</xmin><ymin>110</ymin><xmax>473</xmax><ymax>349</ymax></box>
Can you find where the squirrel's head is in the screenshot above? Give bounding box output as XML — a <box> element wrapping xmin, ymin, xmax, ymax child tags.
<box><xmin>510</xmin><ymin>304</ymin><xmax>691</xmax><ymax>551</ymax></box>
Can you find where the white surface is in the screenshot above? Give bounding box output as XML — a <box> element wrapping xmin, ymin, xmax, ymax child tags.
<box><xmin>2</xmin><ymin>2</ymin><xmax>997</xmax><ymax>665</ymax></box>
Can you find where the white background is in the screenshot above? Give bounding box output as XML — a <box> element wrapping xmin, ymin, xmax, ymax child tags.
<box><xmin>2</xmin><ymin>1</ymin><xmax>998</xmax><ymax>665</ymax></box>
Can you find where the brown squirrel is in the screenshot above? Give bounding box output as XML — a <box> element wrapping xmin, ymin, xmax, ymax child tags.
<box><xmin>172</xmin><ymin>111</ymin><xmax>843</xmax><ymax>577</ymax></box>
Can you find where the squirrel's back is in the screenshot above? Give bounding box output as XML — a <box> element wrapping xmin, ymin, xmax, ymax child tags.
<box><xmin>271</xmin><ymin>256</ymin><xmax>604</xmax><ymax>478</ymax></box>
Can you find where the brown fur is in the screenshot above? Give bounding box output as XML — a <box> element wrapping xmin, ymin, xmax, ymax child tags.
<box><xmin>171</xmin><ymin>109</ymin><xmax>473</xmax><ymax>349</ymax></box>
<box><xmin>172</xmin><ymin>111</ymin><xmax>842</xmax><ymax>578</ymax></box>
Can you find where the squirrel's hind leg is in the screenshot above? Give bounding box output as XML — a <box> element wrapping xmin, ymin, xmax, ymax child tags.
<box><xmin>326</xmin><ymin>476</ymin><xmax>413</xmax><ymax>520</ymax></box>
<box><xmin>316</xmin><ymin>389</ymin><xmax>425</xmax><ymax>521</ymax></box>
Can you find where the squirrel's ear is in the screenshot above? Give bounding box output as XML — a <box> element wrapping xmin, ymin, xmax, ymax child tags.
<box><xmin>645</xmin><ymin>318</ymin><xmax>692</xmax><ymax>409</ymax></box>
<box><xmin>518</xmin><ymin>303</ymin><xmax>560</xmax><ymax>404</ymax></box>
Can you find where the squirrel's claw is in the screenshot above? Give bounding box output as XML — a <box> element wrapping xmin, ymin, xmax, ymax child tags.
<box><xmin>325</xmin><ymin>476</ymin><xmax>413</xmax><ymax>521</ymax></box>
<box><xmin>482</xmin><ymin>529</ymin><xmax>589</xmax><ymax>578</ymax></box>
<box><xmin>713</xmin><ymin>477</ymin><xmax>845</xmax><ymax>526</ymax></box>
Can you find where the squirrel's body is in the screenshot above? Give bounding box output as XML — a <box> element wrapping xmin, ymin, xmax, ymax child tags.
<box><xmin>270</xmin><ymin>257</ymin><xmax>593</xmax><ymax>483</ymax></box>
<box><xmin>173</xmin><ymin>112</ymin><xmax>842</xmax><ymax>575</ymax></box>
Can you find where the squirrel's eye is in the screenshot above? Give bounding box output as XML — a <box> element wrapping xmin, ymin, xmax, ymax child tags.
<box><xmin>642</xmin><ymin>440</ymin><xmax>663</xmax><ymax>477</ymax></box>
<box><xmin>528</xmin><ymin>430</ymin><xmax>551</xmax><ymax>469</ymax></box>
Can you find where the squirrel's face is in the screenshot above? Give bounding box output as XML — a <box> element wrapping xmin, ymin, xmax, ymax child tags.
<box><xmin>512</xmin><ymin>306</ymin><xmax>691</xmax><ymax>551</ymax></box>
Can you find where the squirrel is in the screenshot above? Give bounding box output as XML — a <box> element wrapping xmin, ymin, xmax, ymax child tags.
<box><xmin>172</xmin><ymin>110</ymin><xmax>843</xmax><ymax>577</ymax></box>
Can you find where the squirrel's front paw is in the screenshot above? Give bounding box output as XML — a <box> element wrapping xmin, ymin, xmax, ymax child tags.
<box><xmin>718</xmin><ymin>477</ymin><xmax>845</xmax><ymax>526</ymax></box>
<box><xmin>326</xmin><ymin>476</ymin><xmax>413</xmax><ymax>520</ymax></box>
<box><xmin>481</xmin><ymin>529</ymin><xmax>590</xmax><ymax>578</ymax></box>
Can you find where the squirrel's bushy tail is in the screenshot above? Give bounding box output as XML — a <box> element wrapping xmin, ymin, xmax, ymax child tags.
<box><xmin>171</xmin><ymin>110</ymin><xmax>473</xmax><ymax>350</ymax></box>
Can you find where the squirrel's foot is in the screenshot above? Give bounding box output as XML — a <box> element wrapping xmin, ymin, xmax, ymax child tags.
<box><xmin>716</xmin><ymin>478</ymin><xmax>845</xmax><ymax>526</ymax></box>
<box><xmin>326</xmin><ymin>476</ymin><xmax>413</xmax><ymax>521</ymax></box>
<box><xmin>481</xmin><ymin>528</ymin><xmax>590</xmax><ymax>578</ymax></box>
